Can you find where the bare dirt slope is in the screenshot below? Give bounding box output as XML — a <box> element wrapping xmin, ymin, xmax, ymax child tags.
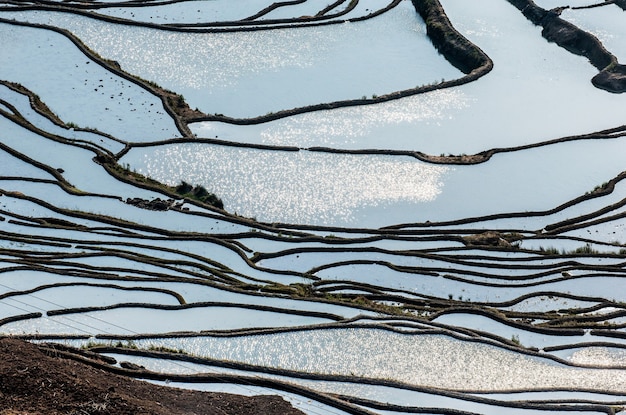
<box><xmin>0</xmin><ymin>338</ymin><xmax>305</xmax><ymax>415</ymax></box>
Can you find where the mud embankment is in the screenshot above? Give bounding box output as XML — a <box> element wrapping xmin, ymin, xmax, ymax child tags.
<box><xmin>412</xmin><ymin>0</ymin><xmax>492</xmax><ymax>75</ymax></box>
<box><xmin>507</xmin><ymin>0</ymin><xmax>626</xmax><ymax>93</ymax></box>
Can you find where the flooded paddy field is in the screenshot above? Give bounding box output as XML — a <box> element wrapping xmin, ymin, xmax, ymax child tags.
<box><xmin>1</xmin><ymin>0</ymin><xmax>626</xmax><ymax>413</ymax></box>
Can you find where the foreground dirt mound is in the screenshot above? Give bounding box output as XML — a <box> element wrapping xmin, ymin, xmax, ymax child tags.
<box><xmin>0</xmin><ymin>338</ymin><xmax>305</xmax><ymax>415</ymax></box>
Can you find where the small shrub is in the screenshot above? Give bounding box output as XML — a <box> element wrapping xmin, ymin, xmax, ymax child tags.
<box><xmin>175</xmin><ymin>181</ymin><xmax>193</xmax><ymax>194</ymax></box>
<box><xmin>539</xmin><ymin>246</ymin><xmax>560</xmax><ymax>255</ymax></box>
<box><xmin>573</xmin><ymin>243</ymin><xmax>598</xmax><ymax>255</ymax></box>
<box><xmin>192</xmin><ymin>185</ymin><xmax>208</xmax><ymax>198</ymax></box>
<box><xmin>148</xmin><ymin>345</ymin><xmax>186</xmax><ymax>354</ymax></box>
<box><xmin>115</xmin><ymin>340</ymin><xmax>138</xmax><ymax>349</ymax></box>
<box><xmin>176</xmin><ymin>94</ymin><xmax>185</xmax><ymax>107</ymax></box>
<box><xmin>590</xmin><ymin>181</ymin><xmax>610</xmax><ymax>194</ymax></box>
<box><xmin>174</xmin><ymin>182</ymin><xmax>223</xmax><ymax>209</ymax></box>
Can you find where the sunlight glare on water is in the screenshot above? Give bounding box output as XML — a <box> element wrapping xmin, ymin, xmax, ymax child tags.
<box><xmin>0</xmin><ymin>4</ymin><xmax>462</xmax><ymax>117</ymax></box>
<box><xmin>123</xmin><ymin>146</ymin><xmax>449</xmax><ymax>224</ymax></box>
<box><xmin>568</xmin><ymin>347</ymin><xmax>626</xmax><ymax>367</ymax></box>
<box><xmin>189</xmin><ymin>89</ymin><xmax>470</xmax><ymax>149</ymax></box>
<box><xmin>133</xmin><ymin>329</ymin><xmax>626</xmax><ymax>392</ymax></box>
<box><xmin>260</xmin><ymin>90</ymin><xmax>468</xmax><ymax>148</ymax></box>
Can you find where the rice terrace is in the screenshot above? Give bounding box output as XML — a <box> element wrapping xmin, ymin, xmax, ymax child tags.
<box><xmin>1</xmin><ymin>0</ymin><xmax>626</xmax><ymax>413</ymax></box>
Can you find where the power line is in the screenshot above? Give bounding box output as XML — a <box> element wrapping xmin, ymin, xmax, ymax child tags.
<box><xmin>0</xmin><ymin>280</ymin><xmax>351</xmax><ymax>415</ymax></box>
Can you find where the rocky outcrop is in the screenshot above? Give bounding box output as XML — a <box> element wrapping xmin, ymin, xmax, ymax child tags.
<box><xmin>462</xmin><ymin>231</ymin><xmax>519</xmax><ymax>248</ymax></box>
<box><xmin>126</xmin><ymin>197</ymin><xmax>176</xmax><ymax>211</ymax></box>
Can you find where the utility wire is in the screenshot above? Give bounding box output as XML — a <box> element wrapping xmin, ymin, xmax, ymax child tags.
<box><xmin>0</xmin><ymin>280</ymin><xmax>352</xmax><ymax>415</ymax></box>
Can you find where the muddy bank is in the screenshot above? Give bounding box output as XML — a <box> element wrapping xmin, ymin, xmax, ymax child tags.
<box><xmin>412</xmin><ymin>0</ymin><xmax>492</xmax><ymax>74</ymax></box>
<box><xmin>507</xmin><ymin>0</ymin><xmax>626</xmax><ymax>93</ymax></box>
<box><xmin>0</xmin><ymin>337</ymin><xmax>306</xmax><ymax>415</ymax></box>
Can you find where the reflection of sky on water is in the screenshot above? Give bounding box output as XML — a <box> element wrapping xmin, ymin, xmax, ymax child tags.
<box><xmin>2</xmin><ymin>306</ymin><xmax>331</xmax><ymax>335</ymax></box>
<box><xmin>561</xmin><ymin>5</ymin><xmax>626</xmax><ymax>61</ymax></box>
<box><xmin>194</xmin><ymin>0</ymin><xmax>626</xmax><ymax>155</ymax></box>
<box><xmin>1</xmin><ymin>1</ymin><xmax>626</xmax><ymax>411</ymax></box>
<box><xmin>127</xmin><ymin>329</ymin><xmax>626</xmax><ymax>392</ymax></box>
<box><xmin>4</xmin><ymin>2</ymin><xmax>626</xmax><ymax>230</ymax></box>
<box><xmin>123</xmin><ymin>146</ymin><xmax>449</xmax><ymax>225</ymax></box>
<box><xmin>566</xmin><ymin>347</ymin><xmax>626</xmax><ymax>367</ymax></box>
<box><xmin>95</xmin><ymin>0</ymin><xmax>278</xmax><ymax>24</ymax></box>
<box><xmin>0</xmin><ymin>2</ymin><xmax>462</xmax><ymax>118</ymax></box>
<box><xmin>123</xmin><ymin>135</ymin><xmax>626</xmax><ymax>227</ymax></box>
<box><xmin>0</xmin><ymin>23</ymin><xmax>177</xmax><ymax>141</ymax></box>
<box><xmin>191</xmin><ymin>89</ymin><xmax>471</xmax><ymax>148</ymax></box>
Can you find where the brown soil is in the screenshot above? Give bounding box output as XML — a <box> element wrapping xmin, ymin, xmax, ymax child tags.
<box><xmin>0</xmin><ymin>338</ymin><xmax>305</xmax><ymax>415</ymax></box>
